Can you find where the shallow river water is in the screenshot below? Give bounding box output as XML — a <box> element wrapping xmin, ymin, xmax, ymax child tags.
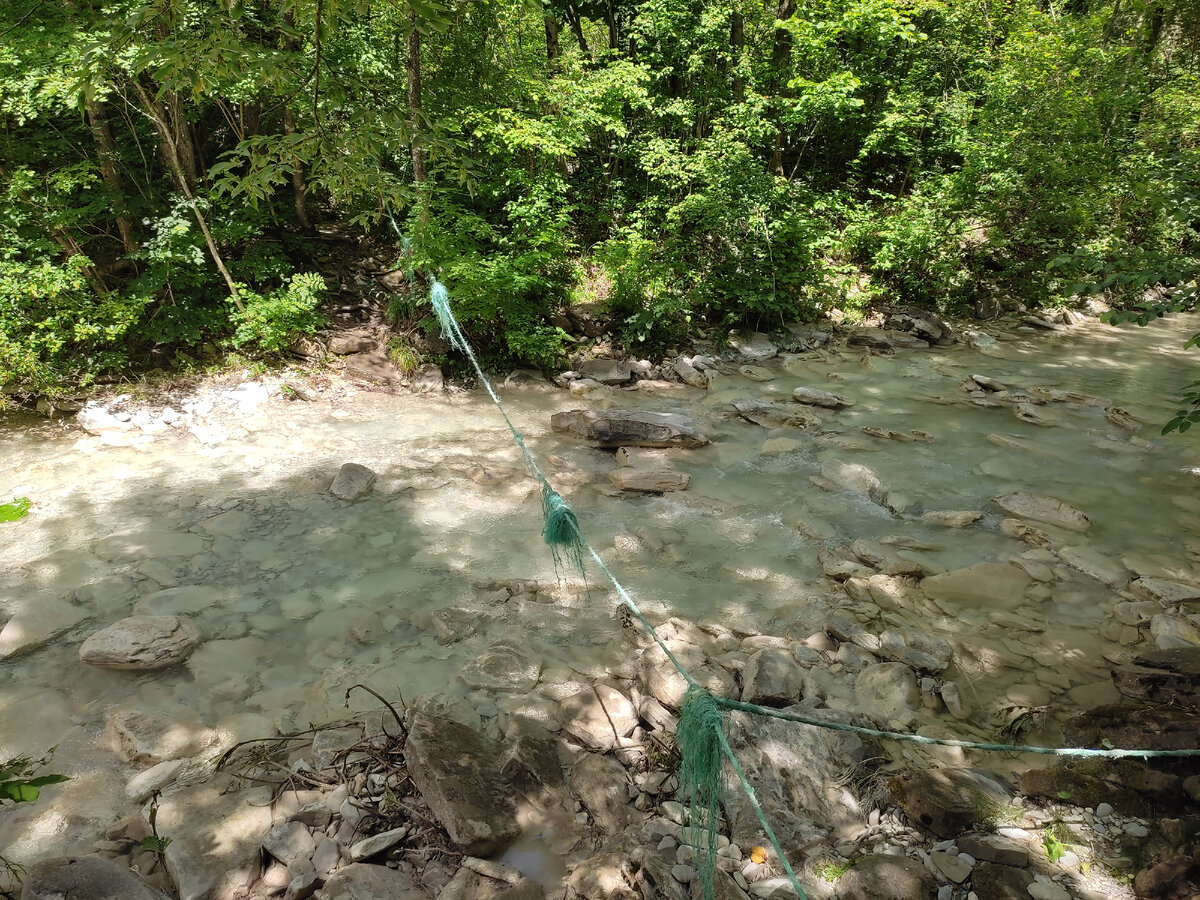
<box><xmin>2</xmin><ymin>313</ymin><xmax>1200</xmax><ymax>880</ymax></box>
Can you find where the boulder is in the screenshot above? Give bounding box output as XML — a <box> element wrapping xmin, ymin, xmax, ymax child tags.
<box><xmin>993</xmin><ymin>491</ymin><xmax>1090</xmax><ymax>531</ymax></box>
<box><xmin>461</xmin><ymin>643</ymin><xmax>541</xmax><ymax>692</ymax></box>
<box><xmin>835</xmin><ymin>853</ymin><xmax>936</xmax><ymax>900</ymax></box>
<box><xmin>722</xmin><ymin>708</ymin><xmax>867</xmax><ymax>855</ymax></box>
<box><xmin>878</xmin><ymin>627</ymin><xmax>951</xmax><ymax>673</ymax></box>
<box><xmin>969</xmin><ymin>862</ymin><xmax>1036</xmax><ymax>900</ymax></box>
<box><xmin>1111</xmin><ymin>649</ymin><xmax>1200</xmax><ymax>710</ymax></box>
<box><xmin>79</xmin><ymin>615</ymin><xmax>200</xmax><ymax>670</ymax></box>
<box><xmin>855</xmin><ymin>662</ymin><xmax>920</xmax><ymax>728</ymax></box>
<box><xmin>673</xmin><ymin>358</ymin><xmax>708</xmax><ymax>388</ymax></box>
<box><xmin>330</xmin><ymin>334</ymin><xmax>377</xmax><ymax>355</ymax></box>
<box><xmin>321</xmin><ymin>863</ymin><xmax>425</xmax><ymax>899</ymax></box>
<box><xmin>819</xmin><ymin>460</ymin><xmax>887</xmax><ymax>503</ymax></box>
<box><xmin>608</xmin><ymin>469</ymin><xmax>691</xmax><ymax>493</ymax></box>
<box><xmin>741</xmin><ymin>648</ymin><xmax>808</xmax><ymax>705</ymax></box>
<box><xmin>558</xmin><ymin>685</ymin><xmax>639</xmax><ymax>752</ymax></box>
<box><xmin>569</xmin><ymin>753</ymin><xmax>632</xmax><ymax>835</ymax></box>
<box><xmin>886</xmin><ymin>310</ymin><xmax>952</xmax><ymax>345</ymax></box>
<box><xmin>888</xmin><ymin>768</ymin><xmax>1014</xmax><ymax>838</ymax></box>
<box><xmin>551</xmin><ymin>409</ymin><xmax>709</xmax><ymax>448</ymax></box>
<box><xmin>19</xmin><ymin>856</ymin><xmax>170</xmax><ymax>900</ymax></box>
<box><xmin>731</xmin><ymin>398</ymin><xmax>820</xmax><ymax>429</ymax></box>
<box><xmin>727</xmin><ymin>331</ymin><xmax>778</xmax><ymax>361</ymax></box>
<box><xmin>639</xmin><ymin>640</ymin><xmax>737</xmax><ymax>709</ymax></box>
<box><xmin>404</xmin><ymin>712</ymin><xmax>519</xmax><ymax>855</ymax></box>
<box><xmin>791</xmin><ymin>386</ymin><xmax>852</xmax><ymax>409</ymax></box>
<box><xmin>1134</xmin><ymin>855</ymin><xmax>1198</xmax><ymax>899</ymax></box>
<box><xmin>343</xmin><ymin>351</ymin><xmax>401</xmax><ymax>383</ymax></box>
<box><xmin>330</xmin><ymin>463</ymin><xmax>376</xmax><ymax>500</ymax></box>
<box><xmin>846</xmin><ymin>327</ymin><xmax>895</xmax><ymax>350</ymax></box>
<box><xmin>579</xmin><ymin>360</ymin><xmax>633</xmax><ymax>384</ymax></box>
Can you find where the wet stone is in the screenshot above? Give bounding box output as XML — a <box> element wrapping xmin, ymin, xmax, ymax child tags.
<box><xmin>329</xmin><ymin>462</ymin><xmax>377</xmax><ymax>500</ymax></box>
<box><xmin>79</xmin><ymin>615</ymin><xmax>200</xmax><ymax>670</ymax></box>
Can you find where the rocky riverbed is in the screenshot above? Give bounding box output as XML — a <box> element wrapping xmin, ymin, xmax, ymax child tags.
<box><xmin>4</xmin><ymin>307</ymin><xmax>1200</xmax><ymax>900</ymax></box>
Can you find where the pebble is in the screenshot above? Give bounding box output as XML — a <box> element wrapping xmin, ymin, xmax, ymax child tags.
<box><xmin>1124</xmin><ymin>822</ymin><xmax>1149</xmax><ymax>838</ymax></box>
<box><xmin>1095</xmin><ymin>802</ymin><xmax>1114</xmax><ymax>818</ymax></box>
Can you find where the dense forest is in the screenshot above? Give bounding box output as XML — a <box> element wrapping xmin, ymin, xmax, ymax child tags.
<box><xmin>1</xmin><ymin>0</ymin><xmax>1197</xmax><ymax>394</ymax></box>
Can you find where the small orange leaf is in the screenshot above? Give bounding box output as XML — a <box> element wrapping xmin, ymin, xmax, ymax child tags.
<box><xmin>750</xmin><ymin>846</ymin><xmax>769</xmax><ymax>864</ymax></box>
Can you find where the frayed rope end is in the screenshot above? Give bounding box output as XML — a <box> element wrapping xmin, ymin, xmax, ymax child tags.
<box><xmin>678</xmin><ymin>686</ymin><xmax>725</xmax><ymax>900</ymax></box>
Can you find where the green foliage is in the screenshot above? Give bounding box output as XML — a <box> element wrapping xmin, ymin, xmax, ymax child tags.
<box><xmin>387</xmin><ymin>337</ymin><xmax>422</xmax><ymax>375</ymax></box>
<box><xmin>0</xmin><ymin>498</ymin><xmax>31</xmax><ymax>523</ymax></box>
<box><xmin>0</xmin><ymin>751</ymin><xmax>68</xmax><ymax>805</ymax></box>
<box><xmin>229</xmin><ymin>273</ymin><xmax>326</xmax><ymax>354</ymax></box>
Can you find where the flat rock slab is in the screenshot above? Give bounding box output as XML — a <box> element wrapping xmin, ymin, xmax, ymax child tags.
<box><xmin>330</xmin><ymin>462</ymin><xmax>377</xmax><ymax>500</ymax></box>
<box><xmin>731</xmin><ymin>398</ymin><xmax>820</xmax><ymax>429</ymax></box>
<box><xmin>993</xmin><ymin>491</ymin><xmax>1090</xmax><ymax>531</ymax></box>
<box><xmin>791</xmin><ymin>386</ymin><xmax>852</xmax><ymax>409</ymax></box>
<box><xmin>404</xmin><ymin>712</ymin><xmax>519</xmax><ymax>855</ymax></box>
<box><xmin>551</xmin><ymin>409</ymin><xmax>709</xmax><ymax>448</ymax></box>
<box><xmin>20</xmin><ymin>855</ymin><xmax>170</xmax><ymax>900</ymax></box>
<box><xmin>922</xmin><ymin>562</ymin><xmax>1031</xmax><ymax>609</ymax></box>
<box><xmin>579</xmin><ymin>359</ymin><xmax>633</xmax><ymax>384</ymax></box>
<box><xmin>727</xmin><ymin>331</ymin><xmax>778</xmax><ymax>360</ymax></box>
<box><xmin>0</xmin><ymin>596</ymin><xmax>88</xmax><ymax>660</ymax></box>
<box><xmin>79</xmin><ymin>615</ymin><xmax>200</xmax><ymax>670</ymax></box>
<box><xmin>608</xmin><ymin>468</ymin><xmax>690</xmax><ymax>493</ymax></box>
<box><xmin>1133</xmin><ymin>577</ymin><xmax>1200</xmax><ymax>604</ymax></box>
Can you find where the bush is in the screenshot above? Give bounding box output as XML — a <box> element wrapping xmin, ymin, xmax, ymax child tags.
<box><xmin>228</xmin><ymin>272</ymin><xmax>326</xmax><ymax>354</ymax></box>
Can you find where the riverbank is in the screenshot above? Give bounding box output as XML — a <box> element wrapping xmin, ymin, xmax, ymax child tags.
<box><xmin>3</xmin><ymin>307</ymin><xmax>1200</xmax><ymax>900</ymax></box>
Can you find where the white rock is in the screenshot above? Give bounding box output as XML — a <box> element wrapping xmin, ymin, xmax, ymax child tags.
<box><xmin>79</xmin><ymin>615</ymin><xmax>200</xmax><ymax>670</ymax></box>
<box><xmin>993</xmin><ymin>491</ymin><xmax>1090</xmax><ymax>531</ymax></box>
<box><xmin>558</xmin><ymin>684</ymin><xmax>639</xmax><ymax>751</ymax></box>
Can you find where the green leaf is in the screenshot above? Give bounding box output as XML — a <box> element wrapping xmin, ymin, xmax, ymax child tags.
<box><xmin>0</xmin><ymin>498</ymin><xmax>32</xmax><ymax>523</ymax></box>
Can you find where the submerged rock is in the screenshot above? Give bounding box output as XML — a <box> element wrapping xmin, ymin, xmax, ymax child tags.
<box><xmin>79</xmin><ymin>615</ymin><xmax>200</xmax><ymax>670</ymax></box>
<box><xmin>551</xmin><ymin>409</ymin><xmax>709</xmax><ymax>448</ymax></box>
<box><xmin>608</xmin><ymin>468</ymin><xmax>690</xmax><ymax>493</ymax></box>
<box><xmin>993</xmin><ymin>491</ymin><xmax>1091</xmax><ymax>532</ymax></box>
<box><xmin>730</xmin><ymin>398</ymin><xmax>820</xmax><ymax>429</ymax></box>
<box><xmin>791</xmin><ymin>386</ymin><xmax>852</xmax><ymax>409</ymax></box>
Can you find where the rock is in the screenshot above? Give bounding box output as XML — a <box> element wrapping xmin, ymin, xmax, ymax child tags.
<box><xmin>1150</xmin><ymin>614</ymin><xmax>1200</xmax><ymax>650</ymax></box>
<box><xmin>922</xmin><ymin>510</ymin><xmax>982</xmax><ymax>528</ymax></box>
<box><xmin>940</xmin><ymin>681</ymin><xmax>969</xmax><ymax>719</ymax></box>
<box><xmin>1064</xmin><ymin>704</ymin><xmax>1200</xmax><ymax>755</ymax></box>
<box><xmin>608</xmin><ymin>469</ymin><xmax>691</xmax><ymax>493</ymax></box>
<box><xmin>154</xmin><ymin>784</ymin><xmax>274</xmax><ymax>900</ymax></box>
<box><xmin>741</xmin><ymin>648</ymin><xmax>808</xmax><ymax>704</ymax></box>
<box><xmin>1020</xmin><ymin>756</ymin><xmax>1183</xmax><ymax>816</ymax></box>
<box><xmin>1112</xmin><ymin>649</ymin><xmax>1200</xmax><ymax>710</ymax></box>
<box><xmin>343</xmin><ymin>351</ymin><xmax>401</xmax><ymax>383</ymax></box>
<box><xmin>878</xmin><ymin>627</ymin><xmax>951</xmax><ymax>673</ymax></box>
<box><xmin>569</xmin><ymin>378</ymin><xmax>605</xmax><ymax>397</ymax></box>
<box><xmin>1133</xmin><ymin>577</ymin><xmax>1200</xmax><ymax>604</ymax></box>
<box><xmin>461</xmin><ymin>643</ymin><xmax>541</xmax><ymax>692</ymax></box>
<box><xmin>722</xmin><ymin>707</ymin><xmax>866</xmax><ymax>859</ymax></box>
<box><xmin>929</xmin><ymin>850</ymin><xmax>971</xmax><ymax>883</ymax></box>
<box><xmin>262</xmin><ymin>821</ymin><xmax>316</xmax><ymax>868</ymax></box>
<box><xmin>727</xmin><ymin>331</ymin><xmax>778</xmax><ymax>361</ymax></box>
<box><xmin>412</xmin><ymin>365</ymin><xmax>444</xmax><ymax>393</ymax></box>
<box><xmin>999</xmin><ymin>518</ymin><xmax>1053</xmax><ymax>546</ymax></box>
<box><xmin>846</xmin><ymin>327</ymin><xmax>895</xmax><ymax>350</ymax></box>
<box><xmin>551</xmin><ymin>409</ymin><xmax>709</xmax><ymax>448</ymax></box>
<box><xmin>855</xmin><ymin>662</ymin><xmax>920</xmax><ymax>728</ymax></box>
<box><xmin>1013</xmin><ymin>402</ymin><xmax>1050</xmax><ymax>425</ymax></box>
<box><xmin>570</xmin><ymin>753</ymin><xmax>632</xmax><ymax>835</ymax></box>
<box><xmin>1027</xmin><ymin>883</ymin><xmax>1070</xmax><ymax>900</ymax></box>
<box><xmin>993</xmin><ymin>491</ymin><xmax>1090</xmax><ymax>531</ymax></box>
<box><xmin>19</xmin><ymin>856</ymin><xmax>170</xmax><ymax>900</ymax></box>
<box><xmin>739</xmin><ymin>365</ymin><xmax>775</xmax><ymax>381</ymax></box>
<box><xmin>921</xmin><ymin>563</ymin><xmax>1031</xmax><ymax>609</ymax></box>
<box><xmin>835</xmin><ymin>853</ymin><xmax>936</xmax><ymax>900</ymax></box>
<box><xmin>321</xmin><ymin>863</ymin><xmax>424</xmax><ymax>899</ymax></box>
<box><xmin>350</xmin><ymin>825</ymin><xmax>410</xmax><ymax>861</ymax></box>
<box><xmin>330</xmin><ymin>334</ymin><xmax>377</xmax><ymax>355</ymax></box>
<box><xmin>579</xmin><ymin>360</ymin><xmax>633</xmax><ymax>384</ymax></box>
<box><xmin>1133</xmin><ymin>855</ymin><xmax>1197</xmax><ymax>898</ymax></box>
<box><xmin>404</xmin><ymin>712</ymin><xmax>519</xmax><ymax>855</ymax></box>
<box><xmin>673</xmin><ymin>358</ymin><xmax>708</xmax><ymax>388</ymax></box>
<box><xmin>639</xmin><ymin>639</ymin><xmax>738</xmax><ymax>709</ymax></box>
<box><xmin>888</xmin><ymin>768</ymin><xmax>1014</xmax><ymax>838</ymax></box>
<box><xmin>330</xmin><ymin>463</ymin><xmax>377</xmax><ymax>500</ymax></box>
<box><xmin>791</xmin><ymin>387</ymin><xmax>852</xmax><ymax>409</ymax></box>
<box><xmin>79</xmin><ymin>616</ymin><xmax>200</xmax><ymax>670</ymax></box>
<box><xmin>969</xmin><ymin>862</ymin><xmax>1035</xmax><ymax>900</ymax></box>
<box><xmin>106</xmin><ymin>709</ymin><xmax>207</xmax><ymax>764</ymax></box>
<box><xmin>965</xmin><ymin>330</ymin><xmax>999</xmax><ymax>352</ymax></box>
<box><xmin>566</xmin><ymin>853</ymin><xmax>637</xmax><ymax>900</ymax></box>
<box><xmin>956</xmin><ymin>834</ymin><xmax>1029</xmax><ymax>867</ymax></box>
<box><xmin>126</xmin><ymin>759</ymin><xmax>186</xmax><ymax>803</ymax></box>
<box><xmin>820</xmin><ymin>460</ymin><xmax>887</xmax><ymax>503</ymax></box>
<box><xmin>1058</xmin><ymin>545</ymin><xmax>1128</xmax><ymax>586</ymax></box>
<box><xmin>1106</xmin><ymin>406</ymin><xmax>1141</xmax><ymax>431</ymax></box>
<box><xmin>731</xmin><ymin>398</ymin><xmax>820</xmax><ymax>429</ymax></box>
<box><xmin>0</xmin><ymin>597</ymin><xmax>88</xmax><ymax>659</ymax></box>
<box><xmin>77</xmin><ymin>407</ymin><xmax>135</xmax><ymax>434</ymax></box>
<box><xmin>558</xmin><ymin>685</ymin><xmax>639</xmax><ymax>751</ymax></box>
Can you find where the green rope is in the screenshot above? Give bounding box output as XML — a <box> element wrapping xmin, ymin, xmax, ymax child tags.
<box><xmin>426</xmin><ymin>281</ymin><xmax>1200</xmax><ymax>900</ymax></box>
<box><xmin>677</xmin><ymin>688</ymin><xmax>726</xmax><ymax>900</ymax></box>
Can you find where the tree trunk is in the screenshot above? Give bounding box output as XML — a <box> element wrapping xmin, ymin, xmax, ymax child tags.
<box><xmin>130</xmin><ymin>77</ymin><xmax>244</xmax><ymax>311</ymax></box>
<box><xmin>544</xmin><ymin>13</ymin><xmax>561</xmax><ymax>68</ymax></box>
<box><xmin>407</xmin><ymin>11</ymin><xmax>426</xmax><ymax>187</ymax></box>
<box><xmin>83</xmin><ymin>88</ymin><xmax>138</xmax><ymax>254</ymax></box>
<box><xmin>283</xmin><ymin>106</ymin><xmax>313</xmax><ymax>229</ymax></box>
<box><xmin>566</xmin><ymin>3</ymin><xmax>590</xmax><ymax>55</ymax></box>
<box><xmin>769</xmin><ymin>0</ymin><xmax>796</xmax><ymax>175</ymax></box>
<box><xmin>731</xmin><ymin>10</ymin><xmax>745</xmax><ymax>104</ymax></box>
